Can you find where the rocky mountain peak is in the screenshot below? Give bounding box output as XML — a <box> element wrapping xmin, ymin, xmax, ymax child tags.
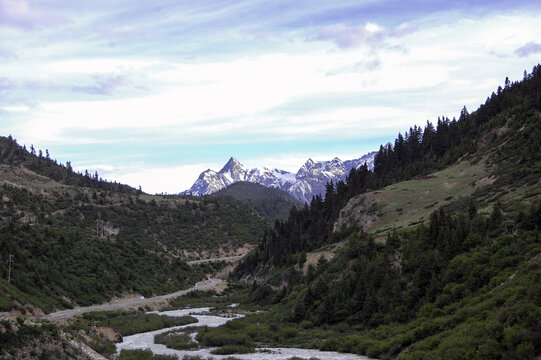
<box><xmin>302</xmin><ymin>158</ymin><xmax>315</xmax><ymax>168</ymax></box>
<box><xmin>182</xmin><ymin>151</ymin><xmax>377</xmax><ymax>203</ymax></box>
<box><xmin>297</xmin><ymin>158</ymin><xmax>316</xmax><ymax>175</ymax></box>
<box><xmin>199</xmin><ymin>169</ymin><xmax>216</xmax><ymax>179</ymax></box>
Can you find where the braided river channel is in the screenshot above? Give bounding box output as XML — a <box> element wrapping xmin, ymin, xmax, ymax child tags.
<box><xmin>116</xmin><ymin>307</ymin><xmax>372</xmax><ymax>360</ymax></box>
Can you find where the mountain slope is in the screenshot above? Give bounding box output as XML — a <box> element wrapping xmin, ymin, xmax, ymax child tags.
<box><xmin>212</xmin><ymin>181</ymin><xmax>303</xmax><ymax>221</ymax></box>
<box><xmin>0</xmin><ymin>138</ymin><xmax>267</xmax><ymax>313</ymax></box>
<box><xmin>334</xmin><ymin>158</ymin><xmax>491</xmax><ymax>234</ymax></box>
<box><xmin>182</xmin><ymin>152</ymin><xmax>377</xmax><ymax>203</ymax></box>
<box><xmin>232</xmin><ymin>65</ymin><xmax>541</xmax><ymax>359</ymax></box>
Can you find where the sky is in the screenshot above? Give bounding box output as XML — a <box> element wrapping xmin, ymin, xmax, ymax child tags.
<box><xmin>1</xmin><ymin>0</ymin><xmax>540</xmax><ymax>194</ymax></box>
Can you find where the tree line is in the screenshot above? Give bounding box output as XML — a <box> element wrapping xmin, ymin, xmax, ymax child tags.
<box><xmin>235</xmin><ymin>64</ymin><xmax>541</xmax><ymax>277</ymax></box>
<box><xmin>0</xmin><ymin>135</ymin><xmax>138</xmax><ymax>194</ymax></box>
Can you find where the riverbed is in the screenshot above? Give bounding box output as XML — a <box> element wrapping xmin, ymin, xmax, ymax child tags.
<box><xmin>116</xmin><ymin>307</ymin><xmax>372</xmax><ymax>360</ymax></box>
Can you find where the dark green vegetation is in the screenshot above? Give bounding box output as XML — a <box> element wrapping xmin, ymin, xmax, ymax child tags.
<box><xmin>230</xmin><ymin>65</ymin><xmax>541</xmax><ymax>359</ymax></box>
<box><xmin>212</xmin><ymin>181</ymin><xmax>303</xmax><ymax>221</ymax></box>
<box><xmin>0</xmin><ymin>137</ymin><xmax>267</xmax><ymax>312</ymax></box>
<box><xmin>0</xmin><ymin>319</ymin><xmax>76</xmax><ymax>359</ymax></box>
<box><xmin>118</xmin><ymin>352</ymin><xmax>247</xmax><ymax>360</ymax></box>
<box><xmin>247</xmin><ymin>205</ymin><xmax>539</xmax><ymax>359</ymax></box>
<box><xmin>118</xmin><ymin>349</ymin><xmax>177</xmax><ymax>360</ymax></box>
<box><xmin>154</xmin><ymin>330</ymin><xmax>198</xmax><ymax>350</ymax></box>
<box><xmin>153</xmin><ymin>316</ymin><xmax>258</xmax><ymax>355</ymax></box>
<box><xmin>197</xmin><ymin>320</ymin><xmax>255</xmax><ymax>355</ymax></box>
<box><xmin>73</xmin><ymin>310</ymin><xmax>197</xmax><ymax>336</ymax></box>
<box><xmin>0</xmin><ymin>218</ymin><xmax>198</xmax><ymax>311</ymax></box>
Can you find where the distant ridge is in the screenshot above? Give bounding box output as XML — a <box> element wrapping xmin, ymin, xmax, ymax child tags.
<box><xmin>182</xmin><ymin>152</ymin><xmax>377</xmax><ymax>203</ymax></box>
<box><xmin>212</xmin><ymin>181</ymin><xmax>303</xmax><ymax>221</ymax></box>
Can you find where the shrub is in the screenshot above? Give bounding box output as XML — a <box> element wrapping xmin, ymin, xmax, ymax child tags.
<box><xmin>119</xmin><ymin>349</ymin><xmax>177</xmax><ymax>360</ymax></box>
<box><xmin>154</xmin><ymin>331</ymin><xmax>198</xmax><ymax>350</ymax></box>
<box><xmin>279</xmin><ymin>327</ymin><xmax>297</xmax><ymax>340</ymax></box>
<box><xmin>319</xmin><ymin>336</ymin><xmax>340</xmax><ymax>351</ymax></box>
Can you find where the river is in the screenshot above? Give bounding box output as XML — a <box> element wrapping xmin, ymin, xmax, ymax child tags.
<box><xmin>116</xmin><ymin>307</ymin><xmax>372</xmax><ymax>360</ymax></box>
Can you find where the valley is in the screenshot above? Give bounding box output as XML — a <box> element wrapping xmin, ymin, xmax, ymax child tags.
<box><xmin>0</xmin><ymin>66</ymin><xmax>540</xmax><ymax>360</ymax></box>
<box><xmin>42</xmin><ymin>279</ymin><xmax>223</xmax><ymax>321</ymax></box>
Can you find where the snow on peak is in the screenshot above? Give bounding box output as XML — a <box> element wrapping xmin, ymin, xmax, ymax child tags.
<box><xmin>298</xmin><ymin>158</ymin><xmax>316</xmax><ymax>174</ymax></box>
<box><xmin>220</xmin><ymin>157</ymin><xmax>243</xmax><ymax>173</ymax></box>
<box><xmin>181</xmin><ymin>151</ymin><xmax>377</xmax><ymax>203</ymax></box>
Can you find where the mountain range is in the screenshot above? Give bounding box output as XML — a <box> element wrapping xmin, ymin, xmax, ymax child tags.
<box><xmin>182</xmin><ymin>152</ymin><xmax>377</xmax><ymax>203</ymax></box>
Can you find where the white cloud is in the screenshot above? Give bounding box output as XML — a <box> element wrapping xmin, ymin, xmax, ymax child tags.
<box><xmin>0</xmin><ymin>0</ymin><xmax>70</xmax><ymax>31</ymax></box>
<box><xmin>114</xmin><ymin>163</ymin><xmax>219</xmax><ymax>194</ymax></box>
<box><xmin>317</xmin><ymin>22</ymin><xmax>385</xmax><ymax>48</ymax></box>
<box><xmin>15</xmin><ymin>47</ymin><xmax>457</xmax><ymax>146</ymax></box>
<box><xmin>3</xmin><ymin>4</ymin><xmax>541</xmax><ymax>193</ymax></box>
<box><xmin>2</xmin><ymin>105</ymin><xmax>30</xmax><ymax>112</ymax></box>
<box><xmin>43</xmin><ymin>59</ymin><xmax>160</xmax><ymax>74</ymax></box>
<box><xmin>391</xmin><ymin>22</ymin><xmax>417</xmax><ymax>37</ymax></box>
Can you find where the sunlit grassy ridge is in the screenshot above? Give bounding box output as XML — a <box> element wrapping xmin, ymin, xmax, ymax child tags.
<box><xmin>336</xmin><ymin>158</ymin><xmax>491</xmax><ymax>235</ymax></box>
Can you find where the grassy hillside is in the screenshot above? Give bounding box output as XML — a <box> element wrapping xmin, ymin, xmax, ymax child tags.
<box><xmin>0</xmin><ymin>139</ymin><xmax>267</xmax><ymax>313</ymax></box>
<box><xmin>212</xmin><ymin>181</ymin><xmax>303</xmax><ymax>221</ymax></box>
<box><xmin>335</xmin><ymin>158</ymin><xmax>491</xmax><ymax>234</ymax></box>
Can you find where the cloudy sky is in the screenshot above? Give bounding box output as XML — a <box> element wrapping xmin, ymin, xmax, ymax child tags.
<box><xmin>1</xmin><ymin>0</ymin><xmax>540</xmax><ymax>193</ymax></box>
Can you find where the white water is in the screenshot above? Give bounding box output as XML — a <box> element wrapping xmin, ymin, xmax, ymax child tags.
<box><xmin>116</xmin><ymin>307</ymin><xmax>371</xmax><ymax>360</ymax></box>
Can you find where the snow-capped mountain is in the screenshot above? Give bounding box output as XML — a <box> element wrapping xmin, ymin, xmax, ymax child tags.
<box><xmin>181</xmin><ymin>151</ymin><xmax>377</xmax><ymax>203</ymax></box>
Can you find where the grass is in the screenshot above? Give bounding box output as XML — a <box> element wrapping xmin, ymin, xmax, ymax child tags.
<box><xmin>0</xmin><ymin>165</ymin><xmax>67</xmax><ymax>192</ymax></box>
<box><xmin>339</xmin><ymin>158</ymin><xmax>492</xmax><ymax>236</ymax></box>
<box><xmin>210</xmin><ymin>344</ymin><xmax>255</xmax><ymax>355</ymax></box>
<box><xmin>0</xmin><ymin>164</ymin><xmax>192</xmax><ymax>207</ymax></box>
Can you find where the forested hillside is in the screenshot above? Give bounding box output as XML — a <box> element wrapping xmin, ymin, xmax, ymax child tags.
<box><xmin>0</xmin><ymin>140</ymin><xmax>267</xmax><ymax>313</ymax></box>
<box><xmin>236</xmin><ymin>64</ymin><xmax>541</xmax><ymax>274</ymax></box>
<box><xmin>232</xmin><ymin>65</ymin><xmax>541</xmax><ymax>359</ymax></box>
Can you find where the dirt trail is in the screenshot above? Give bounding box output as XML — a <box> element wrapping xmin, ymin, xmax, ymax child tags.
<box><xmin>187</xmin><ymin>255</ymin><xmax>245</xmax><ymax>265</ymax></box>
<box><xmin>41</xmin><ymin>278</ymin><xmax>222</xmax><ymax>321</ymax></box>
